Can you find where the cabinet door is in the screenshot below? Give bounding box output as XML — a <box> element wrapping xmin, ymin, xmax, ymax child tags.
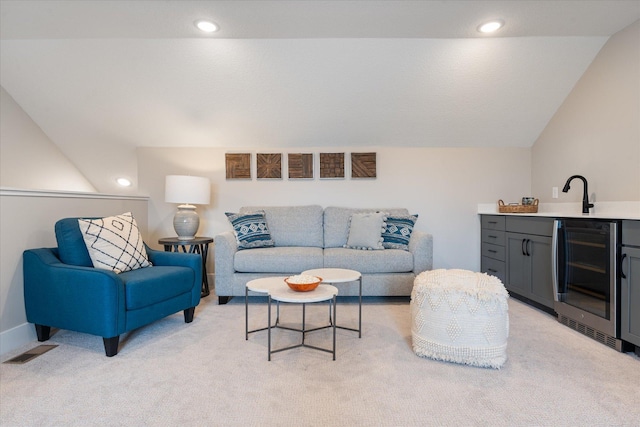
<box><xmin>621</xmin><ymin>246</ymin><xmax>640</xmax><ymax>347</ymax></box>
<box><xmin>622</xmin><ymin>221</ymin><xmax>640</xmax><ymax>246</ymax></box>
<box><xmin>506</xmin><ymin>233</ymin><xmax>528</xmax><ymax>296</ymax></box>
<box><xmin>528</xmin><ymin>235</ymin><xmax>553</xmax><ymax>308</ymax></box>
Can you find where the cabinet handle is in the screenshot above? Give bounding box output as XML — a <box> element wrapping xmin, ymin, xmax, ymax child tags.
<box><xmin>487</xmin><ymin>268</ymin><xmax>497</xmax><ymax>273</ymax></box>
<box><xmin>521</xmin><ymin>239</ymin><xmax>526</xmax><ymax>256</ymax></box>
<box><xmin>488</xmin><ymin>249</ymin><xmax>497</xmax><ymax>253</ymax></box>
<box><xmin>488</xmin><ymin>235</ymin><xmax>497</xmax><ymax>239</ymax></box>
<box><xmin>488</xmin><ymin>221</ymin><xmax>497</xmax><ymax>224</ymax></box>
<box><xmin>621</xmin><ymin>253</ymin><xmax>627</xmax><ymax>279</ymax></box>
<box><xmin>526</xmin><ymin>239</ymin><xmax>532</xmax><ymax>256</ymax></box>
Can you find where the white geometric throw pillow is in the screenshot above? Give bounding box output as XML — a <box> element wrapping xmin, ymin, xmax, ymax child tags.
<box><xmin>78</xmin><ymin>212</ymin><xmax>152</xmax><ymax>273</ymax></box>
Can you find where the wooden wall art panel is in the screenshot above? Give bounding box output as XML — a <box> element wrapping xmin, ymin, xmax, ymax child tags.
<box><xmin>288</xmin><ymin>153</ymin><xmax>314</xmax><ymax>179</ymax></box>
<box><xmin>319</xmin><ymin>153</ymin><xmax>345</xmax><ymax>179</ymax></box>
<box><xmin>225</xmin><ymin>153</ymin><xmax>251</xmax><ymax>179</ymax></box>
<box><xmin>257</xmin><ymin>153</ymin><xmax>282</xmax><ymax>179</ymax></box>
<box><xmin>351</xmin><ymin>152</ymin><xmax>377</xmax><ymax>178</ymax></box>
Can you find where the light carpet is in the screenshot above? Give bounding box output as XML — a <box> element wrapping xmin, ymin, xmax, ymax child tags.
<box><xmin>1</xmin><ymin>294</ymin><xmax>639</xmax><ymax>426</ymax></box>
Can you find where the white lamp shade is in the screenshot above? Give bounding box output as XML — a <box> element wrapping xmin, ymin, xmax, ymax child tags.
<box><xmin>165</xmin><ymin>175</ymin><xmax>211</xmax><ymax>205</ymax></box>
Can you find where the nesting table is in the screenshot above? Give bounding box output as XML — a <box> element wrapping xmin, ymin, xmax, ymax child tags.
<box><xmin>245</xmin><ymin>276</ymin><xmax>338</xmax><ymax>360</ymax></box>
<box><xmin>303</xmin><ymin>268</ymin><xmax>363</xmax><ymax>338</ymax></box>
<box><xmin>245</xmin><ymin>276</ymin><xmax>285</xmax><ymax>339</ymax></box>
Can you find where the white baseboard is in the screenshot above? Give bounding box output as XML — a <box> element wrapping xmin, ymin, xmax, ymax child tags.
<box><xmin>0</xmin><ymin>322</ymin><xmax>36</xmax><ymax>356</ymax></box>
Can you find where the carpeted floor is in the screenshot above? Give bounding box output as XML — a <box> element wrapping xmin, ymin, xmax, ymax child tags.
<box><xmin>1</xmin><ymin>293</ymin><xmax>638</xmax><ymax>426</ymax></box>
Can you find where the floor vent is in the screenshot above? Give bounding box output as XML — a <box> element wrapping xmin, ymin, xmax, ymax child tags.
<box><xmin>558</xmin><ymin>315</ymin><xmax>622</xmax><ymax>351</ymax></box>
<box><xmin>3</xmin><ymin>345</ymin><xmax>58</xmax><ymax>364</ymax></box>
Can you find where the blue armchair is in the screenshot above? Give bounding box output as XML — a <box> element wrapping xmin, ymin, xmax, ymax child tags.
<box><xmin>23</xmin><ymin>218</ymin><xmax>202</xmax><ymax>356</ymax></box>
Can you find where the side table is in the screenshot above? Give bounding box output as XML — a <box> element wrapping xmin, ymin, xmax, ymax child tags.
<box><xmin>159</xmin><ymin>236</ymin><xmax>213</xmax><ymax>297</ymax></box>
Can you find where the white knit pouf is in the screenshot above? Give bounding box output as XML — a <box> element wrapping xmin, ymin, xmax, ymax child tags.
<box><xmin>411</xmin><ymin>269</ymin><xmax>509</xmax><ymax>369</ymax></box>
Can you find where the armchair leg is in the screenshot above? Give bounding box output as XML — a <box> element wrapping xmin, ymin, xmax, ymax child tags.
<box><xmin>103</xmin><ymin>336</ymin><xmax>119</xmax><ymax>357</ymax></box>
<box><xmin>35</xmin><ymin>324</ymin><xmax>51</xmax><ymax>341</ymax></box>
<box><xmin>218</xmin><ymin>296</ymin><xmax>231</xmax><ymax>305</ymax></box>
<box><xmin>184</xmin><ymin>307</ymin><xmax>195</xmax><ymax>323</ymax></box>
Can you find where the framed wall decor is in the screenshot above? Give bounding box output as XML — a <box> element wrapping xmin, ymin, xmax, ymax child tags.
<box><xmin>225</xmin><ymin>153</ymin><xmax>252</xmax><ymax>179</ymax></box>
<box><xmin>319</xmin><ymin>152</ymin><xmax>345</xmax><ymax>179</ymax></box>
<box><xmin>257</xmin><ymin>153</ymin><xmax>282</xmax><ymax>179</ymax></box>
<box><xmin>351</xmin><ymin>152</ymin><xmax>377</xmax><ymax>179</ymax></box>
<box><xmin>288</xmin><ymin>153</ymin><xmax>314</xmax><ymax>179</ymax></box>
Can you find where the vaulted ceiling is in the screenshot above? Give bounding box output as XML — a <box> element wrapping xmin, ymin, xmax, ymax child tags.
<box><xmin>1</xmin><ymin>1</ymin><xmax>639</xmax><ymax>191</ymax></box>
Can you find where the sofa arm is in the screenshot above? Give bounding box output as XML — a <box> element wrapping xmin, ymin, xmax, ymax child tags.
<box><xmin>214</xmin><ymin>231</ymin><xmax>238</xmax><ymax>277</ymax></box>
<box><xmin>146</xmin><ymin>246</ymin><xmax>202</xmax><ymax>306</ymax></box>
<box><xmin>146</xmin><ymin>246</ymin><xmax>201</xmax><ymax>274</ymax></box>
<box><xmin>23</xmin><ymin>248</ymin><xmax>126</xmax><ymax>338</ymax></box>
<box><xmin>408</xmin><ymin>231</ymin><xmax>433</xmax><ymax>274</ymax></box>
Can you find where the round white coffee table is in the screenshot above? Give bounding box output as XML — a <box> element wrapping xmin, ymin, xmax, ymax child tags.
<box><xmin>303</xmin><ymin>268</ymin><xmax>363</xmax><ymax>337</ymax></box>
<box><xmin>245</xmin><ymin>276</ymin><xmax>288</xmax><ymax>340</ymax></box>
<box><xmin>268</xmin><ymin>283</ymin><xmax>339</xmax><ymax>361</ymax></box>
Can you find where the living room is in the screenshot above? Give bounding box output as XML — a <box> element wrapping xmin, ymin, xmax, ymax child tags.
<box><xmin>1</xmin><ymin>1</ymin><xmax>639</xmax><ymax>425</ymax></box>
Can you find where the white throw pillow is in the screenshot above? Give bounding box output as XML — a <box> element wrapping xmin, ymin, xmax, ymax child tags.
<box><xmin>78</xmin><ymin>212</ymin><xmax>152</xmax><ymax>273</ymax></box>
<box><xmin>344</xmin><ymin>212</ymin><xmax>387</xmax><ymax>250</ymax></box>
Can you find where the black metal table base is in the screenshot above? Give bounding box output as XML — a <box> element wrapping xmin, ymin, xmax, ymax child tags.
<box><xmin>268</xmin><ymin>296</ymin><xmax>337</xmax><ymax>361</ymax></box>
<box><xmin>246</xmin><ymin>287</ymin><xmax>280</xmax><ymax>339</ymax></box>
<box><xmin>332</xmin><ymin>277</ymin><xmax>362</xmax><ymax>338</ymax></box>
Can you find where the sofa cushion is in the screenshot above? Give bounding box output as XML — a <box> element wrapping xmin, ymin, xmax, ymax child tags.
<box><xmin>240</xmin><ymin>205</ymin><xmax>324</xmax><ymax>247</ymax></box>
<box><xmin>324</xmin><ymin>207</ymin><xmax>410</xmax><ymax>248</ymax></box>
<box><xmin>345</xmin><ymin>212</ymin><xmax>386</xmax><ymax>250</ymax></box>
<box><xmin>225</xmin><ymin>211</ymin><xmax>275</xmax><ymax>249</ymax></box>
<box><xmin>382</xmin><ymin>214</ymin><xmax>419</xmax><ymax>250</ymax></box>
<box><xmin>77</xmin><ymin>212</ymin><xmax>152</xmax><ymax>274</ymax></box>
<box><xmin>324</xmin><ymin>247</ymin><xmax>414</xmax><ymax>273</ymax></box>
<box><xmin>234</xmin><ymin>246</ymin><xmax>324</xmax><ymax>273</ymax></box>
<box><xmin>121</xmin><ymin>266</ymin><xmax>195</xmax><ymax>310</ymax></box>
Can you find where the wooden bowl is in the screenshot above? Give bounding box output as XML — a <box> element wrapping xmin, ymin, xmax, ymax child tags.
<box><xmin>284</xmin><ymin>276</ymin><xmax>322</xmax><ymax>292</ymax></box>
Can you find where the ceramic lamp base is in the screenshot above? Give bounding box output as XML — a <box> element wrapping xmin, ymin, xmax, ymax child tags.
<box><xmin>173</xmin><ymin>204</ymin><xmax>199</xmax><ymax>240</ymax></box>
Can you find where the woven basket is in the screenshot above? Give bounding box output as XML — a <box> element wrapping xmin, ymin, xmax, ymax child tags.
<box><xmin>497</xmin><ymin>199</ymin><xmax>538</xmax><ymax>213</ymax></box>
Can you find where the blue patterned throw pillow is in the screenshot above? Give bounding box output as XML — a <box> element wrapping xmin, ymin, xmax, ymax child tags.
<box><xmin>225</xmin><ymin>211</ymin><xmax>275</xmax><ymax>250</ymax></box>
<box><xmin>382</xmin><ymin>214</ymin><xmax>418</xmax><ymax>250</ymax></box>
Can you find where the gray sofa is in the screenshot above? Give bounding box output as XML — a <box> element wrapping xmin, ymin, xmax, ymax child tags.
<box><xmin>214</xmin><ymin>205</ymin><xmax>433</xmax><ymax>304</ymax></box>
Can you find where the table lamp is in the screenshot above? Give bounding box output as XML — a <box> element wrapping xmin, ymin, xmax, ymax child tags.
<box><xmin>165</xmin><ymin>175</ymin><xmax>211</xmax><ymax>240</ymax></box>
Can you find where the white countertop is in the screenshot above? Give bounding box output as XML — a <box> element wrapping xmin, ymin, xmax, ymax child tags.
<box><xmin>477</xmin><ymin>201</ymin><xmax>640</xmax><ymax>220</ymax></box>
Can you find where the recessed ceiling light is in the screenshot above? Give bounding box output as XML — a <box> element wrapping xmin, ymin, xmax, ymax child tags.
<box><xmin>116</xmin><ymin>178</ymin><xmax>132</xmax><ymax>187</ymax></box>
<box><xmin>478</xmin><ymin>20</ymin><xmax>504</xmax><ymax>33</ymax></box>
<box><xmin>195</xmin><ymin>20</ymin><xmax>219</xmax><ymax>33</ymax></box>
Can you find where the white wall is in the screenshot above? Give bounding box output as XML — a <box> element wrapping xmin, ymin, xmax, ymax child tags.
<box><xmin>0</xmin><ymin>85</ymin><xmax>127</xmax><ymax>356</ymax></box>
<box><xmin>0</xmin><ymin>189</ymin><xmax>148</xmax><ymax>356</ymax></box>
<box><xmin>0</xmin><ymin>86</ymin><xmax>96</xmax><ymax>192</ymax></box>
<box><xmin>532</xmin><ymin>20</ymin><xmax>640</xmax><ymax>203</ymax></box>
<box><xmin>138</xmin><ymin>146</ymin><xmax>531</xmax><ymax>275</ymax></box>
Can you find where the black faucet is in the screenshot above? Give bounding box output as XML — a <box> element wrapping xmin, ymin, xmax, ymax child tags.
<box><xmin>562</xmin><ymin>175</ymin><xmax>594</xmax><ymax>214</ymax></box>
